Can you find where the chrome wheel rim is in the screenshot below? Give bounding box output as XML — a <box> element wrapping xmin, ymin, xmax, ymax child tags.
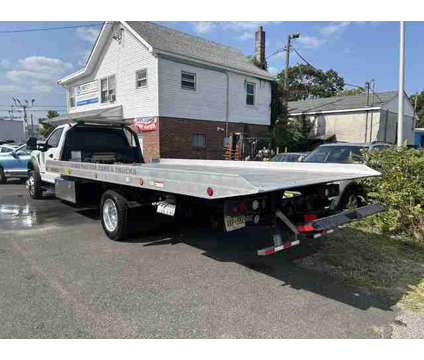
<box><xmin>103</xmin><ymin>198</ymin><xmax>118</xmax><ymax>232</ymax></box>
<box><xmin>346</xmin><ymin>194</ymin><xmax>358</xmax><ymax>209</ymax></box>
<box><xmin>27</xmin><ymin>175</ymin><xmax>35</xmax><ymax>196</ymax></box>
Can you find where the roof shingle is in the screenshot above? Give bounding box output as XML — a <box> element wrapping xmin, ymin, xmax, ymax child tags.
<box><xmin>126</xmin><ymin>21</ymin><xmax>273</xmax><ymax>79</ymax></box>
<box><xmin>288</xmin><ymin>91</ymin><xmax>398</xmax><ymax>114</ymax></box>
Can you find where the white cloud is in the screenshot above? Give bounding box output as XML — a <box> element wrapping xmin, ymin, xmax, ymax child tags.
<box><xmin>297</xmin><ymin>35</ymin><xmax>325</xmax><ymax>49</ymax></box>
<box><xmin>320</xmin><ymin>21</ymin><xmax>350</xmax><ymax>36</ymax></box>
<box><xmin>297</xmin><ymin>22</ymin><xmax>351</xmax><ymax>49</ymax></box>
<box><xmin>192</xmin><ymin>22</ymin><xmax>215</xmax><ymax>34</ymax></box>
<box><xmin>223</xmin><ymin>22</ymin><xmax>266</xmax><ymax>31</ymax></box>
<box><xmin>5</xmin><ymin>56</ymin><xmax>73</xmax><ymax>94</ymax></box>
<box><xmin>0</xmin><ymin>84</ymin><xmax>23</xmax><ymax>93</ymax></box>
<box><xmin>76</xmin><ymin>26</ymin><xmax>100</xmax><ymax>43</ymax></box>
<box><xmin>239</xmin><ymin>31</ymin><xmax>254</xmax><ymax>41</ymax></box>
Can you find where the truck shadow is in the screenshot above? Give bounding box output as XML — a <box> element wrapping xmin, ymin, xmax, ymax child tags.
<box><xmin>127</xmin><ymin>219</ymin><xmax>400</xmax><ymax>312</ymax></box>
<box><xmin>75</xmin><ymin>209</ymin><xmax>421</xmax><ymax>313</ymax></box>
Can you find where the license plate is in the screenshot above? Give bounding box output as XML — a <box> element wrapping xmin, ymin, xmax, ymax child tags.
<box><xmin>156</xmin><ymin>202</ymin><xmax>176</xmax><ymax>216</ymax></box>
<box><xmin>224</xmin><ymin>215</ymin><xmax>246</xmax><ymax>232</ymax></box>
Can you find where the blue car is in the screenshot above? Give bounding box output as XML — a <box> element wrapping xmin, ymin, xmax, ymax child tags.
<box><xmin>0</xmin><ymin>144</ymin><xmax>31</xmax><ymax>183</ymax></box>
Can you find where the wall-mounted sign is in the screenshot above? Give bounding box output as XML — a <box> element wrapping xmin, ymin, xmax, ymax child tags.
<box><xmin>131</xmin><ymin>117</ymin><xmax>159</xmax><ymax>133</ymax></box>
<box><xmin>76</xmin><ymin>80</ymin><xmax>99</xmax><ymax>107</ymax></box>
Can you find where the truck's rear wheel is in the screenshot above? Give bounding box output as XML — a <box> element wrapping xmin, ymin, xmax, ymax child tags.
<box><xmin>27</xmin><ymin>169</ymin><xmax>43</xmax><ymax>199</ymax></box>
<box><xmin>101</xmin><ymin>190</ymin><xmax>128</xmax><ymax>241</ymax></box>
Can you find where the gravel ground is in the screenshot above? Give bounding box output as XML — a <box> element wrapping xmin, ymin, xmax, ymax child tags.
<box><xmin>0</xmin><ymin>182</ymin><xmax>396</xmax><ymax>338</ymax></box>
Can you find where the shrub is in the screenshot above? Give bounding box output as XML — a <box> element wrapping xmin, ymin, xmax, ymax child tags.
<box><xmin>361</xmin><ymin>147</ymin><xmax>424</xmax><ymax>242</ymax></box>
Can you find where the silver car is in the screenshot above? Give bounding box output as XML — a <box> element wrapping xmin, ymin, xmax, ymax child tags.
<box><xmin>303</xmin><ymin>142</ymin><xmax>390</xmax><ymax>209</ymax></box>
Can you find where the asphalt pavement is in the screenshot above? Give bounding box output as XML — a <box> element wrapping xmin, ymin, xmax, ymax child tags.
<box><xmin>0</xmin><ymin>182</ymin><xmax>396</xmax><ymax>338</ymax></box>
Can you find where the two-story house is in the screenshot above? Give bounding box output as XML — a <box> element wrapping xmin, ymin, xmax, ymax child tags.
<box><xmin>57</xmin><ymin>21</ymin><xmax>273</xmax><ymax>161</ymax></box>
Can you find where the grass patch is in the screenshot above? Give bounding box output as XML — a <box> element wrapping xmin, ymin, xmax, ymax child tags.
<box><xmin>296</xmin><ymin>224</ymin><xmax>424</xmax><ymax>309</ymax></box>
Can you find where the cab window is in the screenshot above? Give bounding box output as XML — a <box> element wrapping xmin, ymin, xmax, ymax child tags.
<box><xmin>46</xmin><ymin>128</ymin><xmax>63</xmax><ymax>148</ymax></box>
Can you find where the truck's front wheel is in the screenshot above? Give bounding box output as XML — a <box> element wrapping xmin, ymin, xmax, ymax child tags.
<box><xmin>27</xmin><ymin>169</ymin><xmax>43</xmax><ymax>199</ymax></box>
<box><xmin>101</xmin><ymin>190</ymin><xmax>128</xmax><ymax>241</ymax></box>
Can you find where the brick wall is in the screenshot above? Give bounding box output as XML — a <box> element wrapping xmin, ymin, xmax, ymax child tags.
<box><xmin>141</xmin><ymin>123</ymin><xmax>160</xmax><ymax>162</ymax></box>
<box><xmin>158</xmin><ymin>116</ymin><xmax>269</xmax><ymax>160</ymax></box>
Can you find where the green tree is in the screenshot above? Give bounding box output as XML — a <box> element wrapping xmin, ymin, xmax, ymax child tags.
<box><xmin>275</xmin><ymin>64</ymin><xmax>345</xmax><ymax>101</ymax></box>
<box><xmin>410</xmin><ymin>91</ymin><xmax>424</xmax><ymax>128</ymax></box>
<box><xmin>338</xmin><ymin>87</ymin><xmax>365</xmax><ymax>96</ymax></box>
<box><xmin>271</xmin><ymin>64</ymin><xmax>345</xmax><ymax>151</ymax></box>
<box><xmin>36</xmin><ymin>110</ymin><xmax>59</xmax><ymax>138</ymax></box>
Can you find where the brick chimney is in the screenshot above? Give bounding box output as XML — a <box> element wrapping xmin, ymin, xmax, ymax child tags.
<box><xmin>254</xmin><ymin>26</ymin><xmax>266</xmax><ymax>69</ymax></box>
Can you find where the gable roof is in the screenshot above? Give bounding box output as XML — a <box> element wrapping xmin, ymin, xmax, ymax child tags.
<box><xmin>126</xmin><ymin>22</ymin><xmax>272</xmax><ymax>79</ymax></box>
<box><xmin>59</xmin><ymin>21</ymin><xmax>273</xmax><ymax>85</ymax></box>
<box><xmin>288</xmin><ymin>91</ymin><xmax>398</xmax><ymax>114</ymax></box>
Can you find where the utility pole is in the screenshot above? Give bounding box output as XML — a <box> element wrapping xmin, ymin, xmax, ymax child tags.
<box><xmin>283</xmin><ymin>32</ymin><xmax>300</xmax><ymax>104</ymax></box>
<box><xmin>12</xmin><ymin>97</ymin><xmax>35</xmax><ymax>138</ymax></box>
<box><xmin>397</xmin><ymin>21</ymin><xmax>405</xmax><ymax>147</ymax></box>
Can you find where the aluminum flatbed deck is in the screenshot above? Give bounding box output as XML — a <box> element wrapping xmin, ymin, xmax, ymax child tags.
<box><xmin>47</xmin><ymin>158</ymin><xmax>380</xmax><ymax>200</ymax></box>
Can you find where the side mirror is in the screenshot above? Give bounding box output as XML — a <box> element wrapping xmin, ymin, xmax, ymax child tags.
<box><xmin>26</xmin><ymin>137</ymin><xmax>37</xmax><ymax>151</ymax></box>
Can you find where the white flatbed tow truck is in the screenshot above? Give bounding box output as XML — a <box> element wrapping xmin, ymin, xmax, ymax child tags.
<box><xmin>26</xmin><ymin>120</ymin><xmax>384</xmax><ymax>256</ymax></box>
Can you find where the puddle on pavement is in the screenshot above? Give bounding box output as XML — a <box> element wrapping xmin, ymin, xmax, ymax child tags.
<box><xmin>0</xmin><ymin>203</ymin><xmax>40</xmax><ymax>228</ymax></box>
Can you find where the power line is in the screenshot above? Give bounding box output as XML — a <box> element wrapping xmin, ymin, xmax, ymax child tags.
<box><xmin>292</xmin><ymin>47</ymin><xmax>367</xmax><ymax>90</ymax></box>
<box><xmin>0</xmin><ymin>23</ymin><xmax>103</xmax><ymax>34</ymax></box>
<box><xmin>266</xmin><ymin>48</ymin><xmax>284</xmax><ymax>60</ymax></box>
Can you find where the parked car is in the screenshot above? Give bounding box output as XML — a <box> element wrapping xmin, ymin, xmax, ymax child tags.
<box><xmin>272</xmin><ymin>152</ymin><xmax>309</xmax><ymax>162</ymax></box>
<box><xmin>0</xmin><ymin>144</ymin><xmax>18</xmax><ymax>153</ymax></box>
<box><xmin>0</xmin><ymin>144</ymin><xmax>31</xmax><ymax>183</ymax></box>
<box><xmin>303</xmin><ymin>142</ymin><xmax>391</xmax><ymax>209</ymax></box>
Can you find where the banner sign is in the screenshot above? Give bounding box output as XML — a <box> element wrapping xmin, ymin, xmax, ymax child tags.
<box><xmin>76</xmin><ymin>80</ymin><xmax>99</xmax><ymax>107</ymax></box>
<box><xmin>131</xmin><ymin>117</ymin><xmax>159</xmax><ymax>133</ymax></box>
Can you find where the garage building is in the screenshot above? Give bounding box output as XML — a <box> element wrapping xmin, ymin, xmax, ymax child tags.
<box><xmin>288</xmin><ymin>91</ymin><xmax>416</xmax><ymax>145</ymax></box>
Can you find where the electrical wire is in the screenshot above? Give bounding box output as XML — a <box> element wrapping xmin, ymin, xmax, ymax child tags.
<box><xmin>292</xmin><ymin>47</ymin><xmax>371</xmax><ymax>91</ymax></box>
<box><xmin>0</xmin><ymin>23</ymin><xmax>103</xmax><ymax>34</ymax></box>
<box><xmin>266</xmin><ymin>48</ymin><xmax>284</xmax><ymax>59</ymax></box>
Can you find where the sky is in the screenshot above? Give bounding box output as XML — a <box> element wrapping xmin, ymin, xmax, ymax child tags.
<box><xmin>0</xmin><ymin>21</ymin><xmax>423</xmax><ymax>121</ymax></box>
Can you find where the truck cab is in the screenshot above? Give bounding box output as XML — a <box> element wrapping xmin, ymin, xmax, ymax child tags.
<box><xmin>27</xmin><ymin>122</ymin><xmax>143</xmax><ymax>193</ymax></box>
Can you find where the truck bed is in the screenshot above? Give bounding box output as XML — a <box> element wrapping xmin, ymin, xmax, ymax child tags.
<box><xmin>46</xmin><ymin>158</ymin><xmax>380</xmax><ymax>200</ymax></box>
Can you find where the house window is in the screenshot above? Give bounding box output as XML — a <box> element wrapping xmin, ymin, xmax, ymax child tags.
<box><xmin>69</xmin><ymin>87</ymin><xmax>75</xmax><ymax>108</ymax></box>
<box><xmin>136</xmin><ymin>69</ymin><xmax>147</xmax><ymax>88</ymax></box>
<box><xmin>101</xmin><ymin>75</ymin><xmax>116</xmax><ymax>103</ymax></box>
<box><xmin>192</xmin><ymin>134</ymin><xmax>206</xmax><ymax>148</ymax></box>
<box><xmin>246</xmin><ymin>82</ymin><xmax>255</xmax><ymax>105</ymax></box>
<box><xmin>181</xmin><ymin>71</ymin><xmax>196</xmax><ymax>90</ymax></box>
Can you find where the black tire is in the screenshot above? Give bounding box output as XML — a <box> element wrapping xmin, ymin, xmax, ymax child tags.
<box><xmin>338</xmin><ymin>188</ymin><xmax>365</xmax><ymax>210</ymax></box>
<box><xmin>27</xmin><ymin>166</ymin><xmax>43</xmax><ymax>199</ymax></box>
<box><xmin>0</xmin><ymin>167</ymin><xmax>6</xmax><ymax>184</ymax></box>
<box><xmin>100</xmin><ymin>190</ymin><xmax>128</xmax><ymax>241</ymax></box>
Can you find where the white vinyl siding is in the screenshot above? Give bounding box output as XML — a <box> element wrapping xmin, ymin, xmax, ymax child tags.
<box><xmin>158</xmin><ymin>58</ymin><xmax>271</xmax><ymax>125</ymax></box>
<box><xmin>67</xmin><ymin>23</ymin><xmax>159</xmax><ymax>118</ymax></box>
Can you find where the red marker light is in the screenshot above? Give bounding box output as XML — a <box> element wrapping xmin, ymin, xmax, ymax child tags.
<box><xmin>207</xmin><ymin>187</ymin><xmax>214</xmax><ymax>196</ymax></box>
